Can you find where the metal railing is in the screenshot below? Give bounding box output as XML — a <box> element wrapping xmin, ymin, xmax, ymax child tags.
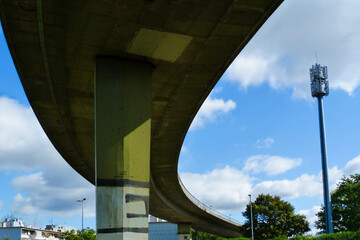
<box><xmin>178</xmin><ymin>175</ymin><xmax>243</xmax><ymax>225</ymax></box>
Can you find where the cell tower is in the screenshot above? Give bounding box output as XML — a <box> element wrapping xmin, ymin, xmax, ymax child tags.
<box><xmin>309</xmin><ymin>63</ymin><xmax>333</xmax><ymax>233</ymax></box>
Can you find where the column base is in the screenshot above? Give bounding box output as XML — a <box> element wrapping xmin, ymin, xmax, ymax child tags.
<box><xmin>98</xmin><ymin>232</ymin><xmax>148</xmax><ymax>240</ymax></box>
<box><xmin>178</xmin><ymin>233</ymin><xmax>191</xmax><ymax>240</ymax></box>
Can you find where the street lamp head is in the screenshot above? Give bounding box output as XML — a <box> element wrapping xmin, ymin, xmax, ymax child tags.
<box><xmin>76</xmin><ymin>198</ymin><xmax>86</xmax><ymax>240</ymax></box>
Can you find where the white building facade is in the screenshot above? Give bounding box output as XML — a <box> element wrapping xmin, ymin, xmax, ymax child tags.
<box><xmin>0</xmin><ymin>218</ymin><xmax>62</xmax><ymax>240</ymax></box>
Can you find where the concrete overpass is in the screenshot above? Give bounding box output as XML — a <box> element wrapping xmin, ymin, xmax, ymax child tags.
<box><xmin>0</xmin><ymin>0</ymin><xmax>283</xmax><ymax>239</ymax></box>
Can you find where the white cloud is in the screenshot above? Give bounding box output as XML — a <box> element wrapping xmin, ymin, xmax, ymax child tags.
<box><xmin>253</xmin><ymin>174</ymin><xmax>322</xmax><ymax>199</ymax></box>
<box><xmin>12</xmin><ymin>193</ymin><xmax>38</xmax><ymax>215</ymax></box>
<box><xmin>178</xmin><ymin>154</ymin><xmax>360</xmax><ymax>232</ymax></box>
<box><xmin>225</xmin><ymin>0</ymin><xmax>360</xmax><ymax>99</ymax></box>
<box><xmin>180</xmin><ymin>146</ymin><xmax>188</xmax><ymax>154</ymax></box>
<box><xmin>190</xmin><ymin>96</ymin><xmax>236</xmax><ymax>130</ymax></box>
<box><xmin>226</xmin><ymin>55</ymin><xmax>276</xmax><ymax>90</ymax></box>
<box><xmin>180</xmin><ymin>165</ymin><xmax>322</xmax><ymax>216</ymax></box>
<box><xmin>0</xmin><ymin>96</ymin><xmax>95</xmax><ymax>218</ymax></box>
<box><xmin>0</xmin><ymin>200</ymin><xmax>3</xmax><ymax>211</ymax></box>
<box><xmin>179</xmin><ymin>164</ymin><xmax>322</xmax><ymax>213</ymax></box>
<box><xmin>244</xmin><ymin>155</ymin><xmax>302</xmax><ymax>176</ymax></box>
<box><xmin>246</xmin><ymin>158</ymin><xmax>359</xmax><ymax>201</ymax></box>
<box><xmin>12</xmin><ymin>172</ymin><xmax>46</xmax><ymax>191</ymax></box>
<box><xmin>328</xmin><ymin>166</ymin><xmax>344</xmax><ymax>187</ymax></box>
<box><xmin>252</xmin><ymin>165</ymin><xmax>348</xmax><ymax>199</ymax></box>
<box><xmin>180</xmin><ymin>166</ymin><xmax>252</xmax><ymax>211</ymax></box>
<box><xmin>298</xmin><ymin>206</ymin><xmax>322</xmax><ymax>235</ymax></box>
<box><xmin>343</xmin><ymin>155</ymin><xmax>360</xmax><ymax>175</ymax></box>
<box><xmin>11</xmin><ymin>172</ymin><xmax>95</xmax><ymax>217</ymax></box>
<box><xmin>0</xmin><ymin>97</ymin><xmax>58</xmax><ymax>170</ymax></box>
<box><xmin>254</xmin><ymin>137</ymin><xmax>274</xmax><ymax>149</ymax></box>
<box><xmin>180</xmin><ymin>160</ymin><xmax>317</xmax><ymax>211</ymax></box>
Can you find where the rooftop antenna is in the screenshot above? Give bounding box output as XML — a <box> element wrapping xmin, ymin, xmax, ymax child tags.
<box><xmin>309</xmin><ymin>62</ymin><xmax>333</xmax><ymax>234</ymax></box>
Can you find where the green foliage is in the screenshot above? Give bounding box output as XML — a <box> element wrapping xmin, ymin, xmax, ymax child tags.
<box><xmin>315</xmin><ymin>174</ymin><xmax>360</xmax><ymax>233</ymax></box>
<box><xmin>241</xmin><ymin>231</ymin><xmax>360</xmax><ymax>240</ymax></box>
<box><xmin>191</xmin><ymin>230</ymin><xmax>252</xmax><ymax>240</ymax></box>
<box><xmin>60</xmin><ymin>228</ymin><xmax>96</xmax><ymax>240</ymax></box>
<box><xmin>314</xmin><ymin>231</ymin><xmax>360</xmax><ymax>240</ymax></box>
<box><xmin>192</xmin><ymin>230</ymin><xmax>360</xmax><ymax>240</ymax></box>
<box><xmin>270</xmin><ymin>237</ymin><xmax>290</xmax><ymax>240</ymax></box>
<box><xmin>289</xmin><ymin>235</ymin><xmax>314</xmax><ymax>240</ymax></box>
<box><xmin>288</xmin><ymin>231</ymin><xmax>360</xmax><ymax>240</ymax></box>
<box><xmin>191</xmin><ymin>229</ymin><xmax>225</xmax><ymax>240</ymax></box>
<box><xmin>242</xmin><ymin>194</ymin><xmax>310</xmax><ymax>240</ymax></box>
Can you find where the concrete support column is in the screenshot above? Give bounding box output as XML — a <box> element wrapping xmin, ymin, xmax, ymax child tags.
<box><xmin>178</xmin><ymin>223</ymin><xmax>191</xmax><ymax>240</ymax></box>
<box><xmin>95</xmin><ymin>57</ymin><xmax>152</xmax><ymax>240</ymax></box>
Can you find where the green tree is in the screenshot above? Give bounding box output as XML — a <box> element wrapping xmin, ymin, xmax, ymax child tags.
<box><xmin>315</xmin><ymin>174</ymin><xmax>360</xmax><ymax>233</ymax></box>
<box><xmin>60</xmin><ymin>229</ymin><xmax>79</xmax><ymax>240</ymax></box>
<box><xmin>191</xmin><ymin>229</ymin><xmax>225</xmax><ymax>240</ymax></box>
<box><xmin>60</xmin><ymin>228</ymin><xmax>96</xmax><ymax>240</ymax></box>
<box><xmin>242</xmin><ymin>194</ymin><xmax>310</xmax><ymax>240</ymax></box>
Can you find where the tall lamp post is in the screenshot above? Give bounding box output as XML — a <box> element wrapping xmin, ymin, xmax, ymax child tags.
<box><xmin>76</xmin><ymin>198</ymin><xmax>87</xmax><ymax>240</ymax></box>
<box><xmin>309</xmin><ymin>63</ymin><xmax>333</xmax><ymax>233</ymax></box>
<box><xmin>249</xmin><ymin>194</ymin><xmax>254</xmax><ymax>240</ymax></box>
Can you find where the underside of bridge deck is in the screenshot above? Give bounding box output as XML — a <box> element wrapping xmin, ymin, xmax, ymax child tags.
<box><xmin>0</xmin><ymin>0</ymin><xmax>283</xmax><ymax>238</ymax></box>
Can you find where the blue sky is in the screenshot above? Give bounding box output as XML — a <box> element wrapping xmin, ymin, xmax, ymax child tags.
<box><xmin>1</xmin><ymin>0</ymin><xmax>360</xmax><ymax>235</ymax></box>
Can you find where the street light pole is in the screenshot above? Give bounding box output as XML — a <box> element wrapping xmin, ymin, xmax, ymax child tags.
<box><xmin>76</xmin><ymin>198</ymin><xmax>87</xmax><ymax>240</ymax></box>
<box><xmin>309</xmin><ymin>63</ymin><xmax>333</xmax><ymax>233</ymax></box>
<box><xmin>249</xmin><ymin>194</ymin><xmax>254</xmax><ymax>240</ymax></box>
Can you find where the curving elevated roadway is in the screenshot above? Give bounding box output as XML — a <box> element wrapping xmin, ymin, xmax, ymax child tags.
<box><xmin>0</xmin><ymin>0</ymin><xmax>282</xmax><ymax>238</ymax></box>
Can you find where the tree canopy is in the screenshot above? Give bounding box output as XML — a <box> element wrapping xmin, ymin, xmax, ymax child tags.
<box><xmin>191</xmin><ymin>230</ymin><xmax>249</xmax><ymax>240</ymax></box>
<box><xmin>316</xmin><ymin>174</ymin><xmax>360</xmax><ymax>233</ymax></box>
<box><xmin>242</xmin><ymin>194</ymin><xmax>310</xmax><ymax>239</ymax></box>
<box><xmin>60</xmin><ymin>228</ymin><xmax>96</xmax><ymax>240</ymax></box>
<box><xmin>191</xmin><ymin>229</ymin><xmax>223</xmax><ymax>240</ymax></box>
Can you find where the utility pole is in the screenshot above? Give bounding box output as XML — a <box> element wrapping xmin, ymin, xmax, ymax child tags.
<box><xmin>76</xmin><ymin>198</ymin><xmax>87</xmax><ymax>240</ymax></box>
<box><xmin>309</xmin><ymin>63</ymin><xmax>333</xmax><ymax>233</ymax></box>
<box><xmin>249</xmin><ymin>194</ymin><xmax>254</xmax><ymax>240</ymax></box>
